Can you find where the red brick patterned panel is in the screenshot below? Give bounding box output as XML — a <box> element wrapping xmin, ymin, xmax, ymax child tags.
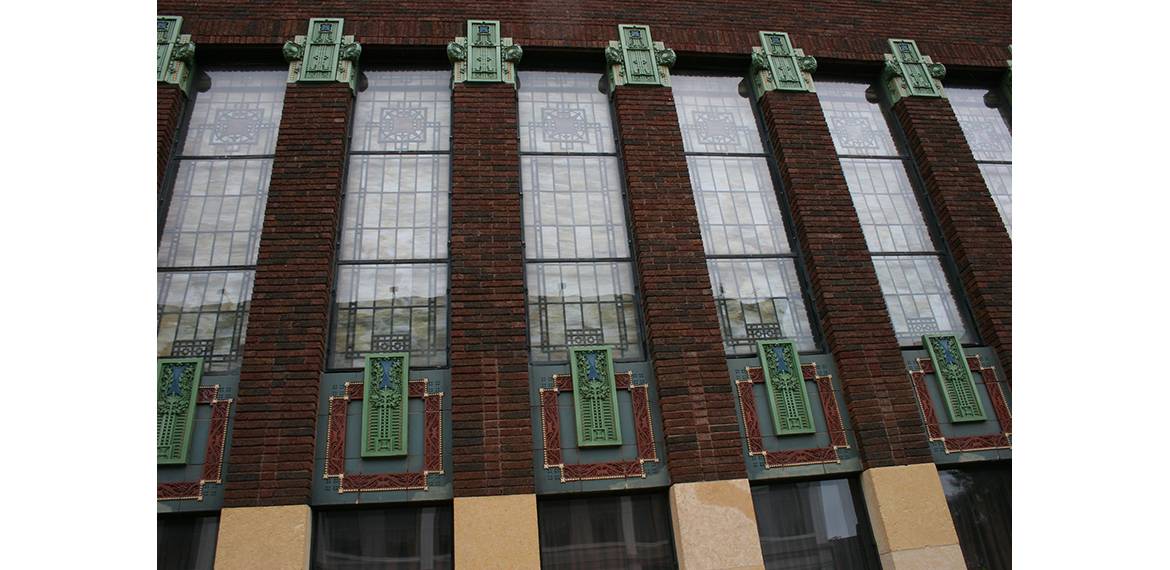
<box><xmin>347</xmin><ymin>383</ymin><xmax>364</xmax><ymax>400</ymax></box>
<box><xmin>766</xmin><ymin>447</ymin><xmax>839</xmax><ymax>466</ymax></box>
<box><xmin>984</xmin><ymin>369</ymin><xmax>1012</xmax><ymax>436</ymax></box>
<box><xmin>342</xmin><ymin>472</ymin><xmax>427</xmax><ymax>492</ymax></box>
<box><xmin>736</xmin><ymin>366</ymin><xmax>849</xmax><ymax>469</ymax></box>
<box><xmin>562</xmin><ymin>461</ymin><xmax>645</xmax><ymax>481</ymax></box>
<box><xmin>326</xmin><ymin>398</ymin><xmax>349</xmax><ymax>477</ymax></box>
<box><xmin>908</xmin><ymin>358</ymin><xmax>1011</xmax><ymax>454</ymax></box>
<box><xmin>157</xmin><ymin>481</ymin><xmax>203</xmax><ymax>501</ymax></box>
<box><xmin>542</xmin><ymin>374</ymin><xmax>658</xmax><ymax>482</ymax></box>
<box><xmin>944</xmin><ymin>434</ymin><xmax>1011</xmax><ymax>453</ymax></box>
<box><xmin>541</xmin><ymin>390</ymin><xmax>562</xmax><ymax>467</ymax></box>
<box><xmin>424</xmin><ymin>393</ymin><xmax>443</xmax><ymax>473</ymax></box>
<box><xmin>158</xmin><ymin>388</ymin><xmax>233</xmax><ymax>502</ymax></box>
<box><xmin>630</xmin><ymin>386</ymin><xmax>657</xmax><ymax>462</ymax></box>
<box><xmin>737</xmin><ymin>380</ymin><xmax>765</xmax><ymax>455</ymax></box>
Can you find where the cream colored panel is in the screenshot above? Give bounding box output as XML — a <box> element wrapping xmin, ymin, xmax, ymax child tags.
<box><xmin>669</xmin><ymin>479</ymin><xmax>765</xmax><ymax>570</ymax></box>
<box><xmin>214</xmin><ymin>505</ymin><xmax>312</xmax><ymax>570</ymax></box>
<box><xmin>454</xmin><ymin>494</ymin><xmax>541</xmax><ymax>569</ymax></box>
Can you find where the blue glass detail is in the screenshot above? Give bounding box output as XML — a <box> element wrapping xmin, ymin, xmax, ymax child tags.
<box><xmin>378</xmin><ymin>360</ymin><xmax>396</xmax><ymax>390</ymax></box>
<box><xmin>630</xmin><ymin>30</ymin><xmax>641</xmax><ymax>38</ymax></box>
<box><xmin>167</xmin><ymin>364</ymin><xmax>187</xmax><ymax>396</ymax></box>
<box><xmin>900</xmin><ymin>44</ymin><xmax>911</xmax><ymax>51</ymax></box>
<box><xmin>321</xmin><ymin>23</ymin><xmax>332</xmax><ymax>31</ymax></box>
<box><xmin>585</xmin><ymin>352</ymin><xmax>602</xmax><ymax>382</ymax></box>
<box><xmin>479</xmin><ymin>26</ymin><xmax>490</xmax><ymax>33</ymax></box>
<box><xmin>770</xmin><ymin>346</ymin><xmax>790</xmax><ymax>374</ymax></box>
<box><xmin>158</xmin><ymin>22</ymin><xmax>167</xmax><ymax>30</ymax></box>
<box><xmin>939</xmin><ymin>338</ymin><xmax>958</xmax><ymax>365</ymax></box>
<box><xmin>771</xmin><ymin>36</ymin><xmax>781</xmax><ymax>44</ymax></box>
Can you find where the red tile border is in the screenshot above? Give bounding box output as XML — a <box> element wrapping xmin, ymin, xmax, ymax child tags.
<box><xmin>324</xmin><ymin>379</ymin><xmax>444</xmax><ymax>493</ymax></box>
<box><xmin>540</xmin><ymin>372</ymin><xmax>660</xmax><ymax>482</ymax></box>
<box><xmin>909</xmin><ymin>357</ymin><xmax>1012</xmax><ymax>454</ymax></box>
<box><xmin>157</xmin><ymin>386</ymin><xmax>232</xmax><ymax>501</ymax></box>
<box><xmin>736</xmin><ymin>364</ymin><xmax>850</xmax><ymax>468</ymax></box>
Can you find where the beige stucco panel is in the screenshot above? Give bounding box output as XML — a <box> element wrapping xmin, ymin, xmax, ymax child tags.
<box><xmin>214</xmin><ymin>504</ymin><xmax>312</xmax><ymax>570</ymax></box>
<box><xmin>454</xmin><ymin>494</ymin><xmax>541</xmax><ymax>570</ymax></box>
<box><xmin>861</xmin><ymin>463</ymin><xmax>960</xmax><ymax>554</ymax></box>
<box><xmin>880</xmin><ymin>544</ymin><xmax>966</xmax><ymax>570</ymax></box>
<box><xmin>669</xmin><ymin>479</ymin><xmax>766</xmax><ymax>570</ymax></box>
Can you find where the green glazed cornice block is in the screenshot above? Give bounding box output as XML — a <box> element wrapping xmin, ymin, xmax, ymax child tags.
<box><xmin>362</xmin><ymin>353</ymin><xmax>411</xmax><ymax>457</ymax></box>
<box><xmin>881</xmin><ymin>38</ymin><xmax>947</xmax><ymax>104</ymax></box>
<box><xmin>157</xmin><ymin>358</ymin><xmax>203</xmax><ymax>464</ymax></box>
<box><xmin>448</xmin><ymin>20</ymin><xmax>522</xmax><ymax>87</ymax></box>
<box><xmin>604</xmin><ymin>24</ymin><xmax>675</xmax><ymax>93</ymax></box>
<box><xmin>570</xmin><ymin>346</ymin><xmax>622</xmax><ymax>447</ymax></box>
<box><xmin>749</xmin><ymin>31</ymin><xmax>817</xmax><ymax>99</ymax></box>
<box><xmin>756</xmin><ymin>340</ymin><xmax>816</xmax><ymax>436</ymax></box>
<box><xmin>284</xmin><ymin>18</ymin><xmax>361</xmax><ymax>92</ymax></box>
<box><xmin>922</xmin><ymin>334</ymin><xmax>986</xmax><ymax>423</ymax></box>
<box><xmin>157</xmin><ymin>16</ymin><xmax>195</xmax><ymax>95</ymax></box>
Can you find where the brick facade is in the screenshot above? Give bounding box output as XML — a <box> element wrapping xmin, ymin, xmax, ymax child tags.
<box><xmin>157</xmin><ymin>83</ymin><xmax>186</xmax><ymax>199</ymax></box>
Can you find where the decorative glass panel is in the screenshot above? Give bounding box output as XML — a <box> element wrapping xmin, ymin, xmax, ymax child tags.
<box><xmin>751</xmin><ymin>480</ymin><xmax>881</xmax><ymax>570</ymax></box>
<box><xmin>158</xmin><ymin>159</ymin><xmax>272</xmax><ymax>267</ymax></box>
<box><xmin>519</xmin><ymin>72</ymin><xmax>616</xmax><ymax>154</ymax></box>
<box><xmin>708</xmin><ymin>259</ymin><xmax>816</xmax><ymax>354</ymax></box>
<box><xmin>538</xmin><ymin>494</ymin><xmax>677</xmax><ymax>570</ymax></box>
<box><xmin>673</xmin><ymin>75</ymin><xmax>764</xmax><ymax>154</ymax></box>
<box><xmin>947</xmin><ymin>87</ymin><xmax>1011</xmax><ymax>162</ymax></box>
<box><xmin>980</xmin><ymin>163</ymin><xmax>1012</xmax><ymax>237</ymax></box>
<box><xmin>340</xmin><ymin>155</ymin><xmax>450</xmax><ymax>261</ymax></box>
<box><xmin>870</xmin><ymin>256</ymin><xmax>974</xmax><ymax>345</ymax></box>
<box><xmin>687</xmin><ymin>156</ymin><xmax>791</xmax><ymax>256</ymax></box>
<box><xmin>838</xmin><ymin>158</ymin><xmax>933</xmax><ymax>253</ymax></box>
<box><xmin>157</xmin><ymin>270</ymin><xmax>253</xmax><ymax>373</ymax></box>
<box><xmin>313</xmin><ymin>506</ymin><xmax>454</xmax><ymax>570</ymax></box>
<box><xmin>350</xmin><ymin>71</ymin><xmax>452</xmax><ymax>153</ymax></box>
<box><xmin>527</xmin><ymin>262</ymin><xmax>643</xmax><ymax>364</ymax></box>
<box><xmin>331</xmin><ymin>264</ymin><xmax>449</xmax><ymax>368</ymax></box>
<box><xmin>181</xmin><ymin>71</ymin><xmax>287</xmax><ymax>156</ymax></box>
<box><xmin>818</xmin><ymin>82</ymin><xmax>899</xmax><ymax>157</ymax></box>
<box><xmin>522</xmin><ymin>156</ymin><xmax>629</xmax><ymax>259</ymax></box>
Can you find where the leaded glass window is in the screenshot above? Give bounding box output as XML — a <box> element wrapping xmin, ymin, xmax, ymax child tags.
<box><xmin>672</xmin><ymin>75</ymin><xmax>818</xmax><ymax>354</ymax></box>
<box><xmin>330</xmin><ymin>71</ymin><xmax>452</xmax><ymax>369</ymax></box>
<box><xmin>948</xmin><ymin>87</ymin><xmax>1012</xmax><ymax>237</ymax></box>
<box><xmin>158</xmin><ymin>71</ymin><xmax>286</xmax><ymax>373</ymax></box>
<box><xmin>819</xmin><ymin>82</ymin><xmax>975</xmax><ymax>346</ymax></box>
<box><xmin>520</xmin><ymin>72</ymin><xmax>645</xmax><ymax>364</ymax></box>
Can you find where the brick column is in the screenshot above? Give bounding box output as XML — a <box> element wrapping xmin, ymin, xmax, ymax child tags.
<box><xmin>893</xmin><ymin>97</ymin><xmax>1012</xmax><ymax>384</ymax></box>
<box><xmin>611</xmin><ymin>85</ymin><xmax>745</xmax><ymax>483</ymax></box>
<box><xmin>758</xmin><ymin>90</ymin><xmax>932</xmax><ymax>468</ymax></box>
<box><xmin>449</xmin><ymin>82</ymin><xmax>534</xmax><ymax>497</ymax></box>
<box><xmin>157</xmin><ymin>83</ymin><xmax>186</xmax><ymax>198</ymax></box>
<box><xmin>223</xmin><ymin>82</ymin><xmax>353</xmax><ymax>507</ymax></box>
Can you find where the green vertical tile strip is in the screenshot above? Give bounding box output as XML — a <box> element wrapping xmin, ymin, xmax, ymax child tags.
<box><xmin>362</xmin><ymin>353</ymin><xmax>410</xmax><ymax>457</ymax></box>
<box><xmin>922</xmin><ymin>334</ymin><xmax>986</xmax><ymax>422</ymax></box>
<box><xmin>881</xmin><ymin>38</ymin><xmax>947</xmax><ymax>104</ymax></box>
<box><xmin>757</xmin><ymin>340</ymin><xmax>815</xmax><ymax>435</ymax></box>
<box><xmin>570</xmin><ymin>346</ymin><xmax>622</xmax><ymax>447</ymax></box>
<box><xmin>750</xmin><ymin>31</ymin><xmax>817</xmax><ymax>99</ymax></box>
<box><xmin>157</xmin><ymin>358</ymin><xmax>203</xmax><ymax>464</ymax></box>
<box><xmin>157</xmin><ymin>16</ymin><xmax>195</xmax><ymax>94</ymax></box>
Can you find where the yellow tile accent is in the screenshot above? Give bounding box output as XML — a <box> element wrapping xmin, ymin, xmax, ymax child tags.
<box><xmin>860</xmin><ymin>463</ymin><xmax>963</xmax><ymax>569</ymax></box>
<box><xmin>454</xmin><ymin>494</ymin><xmax>541</xmax><ymax>569</ymax></box>
<box><xmin>880</xmin><ymin>544</ymin><xmax>966</xmax><ymax>570</ymax></box>
<box><xmin>214</xmin><ymin>505</ymin><xmax>312</xmax><ymax>570</ymax></box>
<box><xmin>669</xmin><ymin>479</ymin><xmax>766</xmax><ymax>570</ymax></box>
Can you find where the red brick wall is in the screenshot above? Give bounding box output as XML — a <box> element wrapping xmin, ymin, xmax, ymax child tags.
<box><xmin>758</xmin><ymin>90</ymin><xmax>932</xmax><ymax>468</ymax></box>
<box><xmin>893</xmin><ymin>97</ymin><xmax>1012</xmax><ymax>384</ymax></box>
<box><xmin>612</xmin><ymin>85</ymin><xmax>746</xmax><ymax>483</ymax></box>
<box><xmin>448</xmin><ymin>82</ymin><xmax>535</xmax><ymax>497</ymax></box>
<box><xmin>224</xmin><ymin>82</ymin><xmax>353</xmax><ymax>507</ymax></box>
<box><xmin>157</xmin><ymin>83</ymin><xmax>186</xmax><ymax>198</ymax></box>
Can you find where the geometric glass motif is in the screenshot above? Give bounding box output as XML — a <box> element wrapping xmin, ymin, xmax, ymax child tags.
<box><xmin>518</xmin><ymin>72</ymin><xmax>615</xmax><ymax>154</ymax></box>
<box><xmin>211</xmin><ymin>110</ymin><xmax>263</xmax><ymax>145</ymax></box>
<box><xmin>157</xmin><ymin>358</ymin><xmax>203</xmax><ymax>465</ymax></box>
<box><xmin>818</xmin><ymin>82</ymin><xmax>899</xmax><ymax>157</ymax></box>
<box><xmin>361</xmin><ymin>353</ymin><xmax>410</xmax><ymax>457</ymax></box>
<box><xmin>526</xmin><ymin>262</ymin><xmax>642</xmax><ymax>364</ymax></box>
<box><xmin>541</xmin><ymin>108</ymin><xmax>588</xmax><ymax>143</ymax></box>
<box><xmin>569</xmin><ymin>346</ymin><xmax>622</xmax><ymax>447</ymax></box>
<box><xmin>831</xmin><ymin>116</ymin><xmax>880</xmax><ymax>151</ymax></box>
<box><xmin>694</xmin><ymin>112</ymin><xmax>740</xmax><ymax>145</ymax></box>
<box><xmin>180</xmin><ymin>71</ymin><xmax>286</xmax><ymax>157</ymax></box>
<box><xmin>378</xmin><ymin>108</ymin><xmax>428</xmax><ymax>144</ymax></box>
<box><xmin>331</xmin><ymin>263</ymin><xmax>449</xmax><ymax>369</ymax></box>
<box><xmin>757</xmin><ymin>340</ymin><xmax>815</xmax><ymax>435</ymax></box>
<box><xmin>922</xmin><ymin>334</ymin><xmax>985</xmax><ymax>422</ymax></box>
<box><xmin>673</xmin><ymin>75</ymin><xmax>762</xmax><ymax>154</ymax></box>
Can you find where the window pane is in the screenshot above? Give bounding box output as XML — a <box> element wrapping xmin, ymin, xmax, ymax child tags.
<box><xmin>339</xmin><ymin>155</ymin><xmax>450</xmax><ymax>261</ymax></box>
<box><xmin>519</xmin><ymin>72</ymin><xmax>616</xmax><ymax>154</ymax></box>
<box><xmin>839</xmin><ymin>158</ymin><xmax>933</xmax><ymax>253</ymax></box>
<box><xmin>527</xmin><ymin>262</ymin><xmax>643</xmax><ymax>364</ymax></box>
<box><xmin>980</xmin><ymin>163</ymin><xmax>1012</xmax><ymax>238</ymax></box>
<box><xmin>947</xmin><ymin>87</ymin><xmax>1011</xmax><ymax>162</ymax></box>
<box><xmin>522</xmin><ymin>156</ymin><xmax>629</xmax><ymax>259</ymax></box>
<box><xmin>818</xmin><ymin>82</ymin><xmax>899</xmax><ymax>157</ymax></box>
<box><xmin>871</xmin><ymin>256</ymin><xmax>974</xmax><ymax>344</ymax></box>
<box><xmin>688</xmin><ymin>156</ymin><xmax>791</xmax><ymax>256</ymax></box>
<box><xmin>159</xmin><ymin>159</ymin><xmax>272</xmax><ymax>267</ymax></box>
<box><xmin>313</xmin><ymin>506</ymin><xmax>453</xmax><ymax>570</ymax></box>
<box><xmin>181</xmin><ymin>71</ymin><xmax>286</xmax><ymax>156</ymax></box>
<box><xmin>158</xmin><ymin>515</ymin><xmax>219</xmax><ymax>570</ymax></box>
<box><xmin>157</xmin><ymin>270</ymin><xmax>253</xmax><ymax>373</ymax></box>
<box><xmin>752</xmin><ymin>480</ymin><xmax>881</xmax><ymax>570</ymax></box>
<box><xmin>331</xmin><ymin>264</ymin><xmax>449</xmax><ymax>368</ymax></box>
<box><xmin>672</xmin><ymin>75</ymin><xmax>764</xmax><ymax>154</ymax></box>
<box><xmin>538</xmin><ymin>494</ymin><xmax>676</xmax><ymax>570</ymax></box>
<box><xmin>707</xmin><ymin>259</ymin><xmax>816</xmax><ymax>354</ymax></box>
<box><xmin>350</xmin><ymin>71</ymin><xmax>452</xmax><ymax>153</ymax></box>
<box><xmin>939</xmin><ymin>465</ymin><xmax>1012</xmax><ymax>570</ymax></box>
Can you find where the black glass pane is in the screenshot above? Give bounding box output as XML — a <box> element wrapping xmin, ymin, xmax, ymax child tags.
<box><xmin>752</xmin><ymin>480</ymin><xmax>881</xmax><ymax>570</ymax></box>
<box><xmin>538</xmin><ymin>494</ymin><xmax>676</xmax><ymax>570</ymax></box>
<box><xmin>939</xmin><ymin>464</ymin><xmax>1012</xmax><ymax>570</ymax></box>
<box><xmin>158</xmin><ymin>515</ymin><xmax>219</xmax><ymax>570</ymax></box>
<box><xmin>313</xmin><ymin>506</ymin><xmax>454</xmax><ymax>570</ymax></box>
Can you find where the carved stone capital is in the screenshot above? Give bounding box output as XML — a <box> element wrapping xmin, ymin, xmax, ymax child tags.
<box><xmin>158</xmin><ymin>16</ymin><xmax>196</xmax><ymax>95</ymax></box>
<box><xmin>605</xmin><ymin>24</ymin><xmax>674</xmax><ymax>93</ymax></box>
<box><xmin>749</xmin><ymin>31</ymin><xmax>816</xmax><ymax>98</ymax></box>
<box><xmin>450</xmin><ymin>20</ymin><xmax>521</xmax><ymax>87</ymax></box>
<box><xmin>882</xmin><ymin>38</ymin><xmax>946</xmax><ymax>104</ymax></box>
<box><xmin>286</xmin><ymin>19</ymin><xmax>360</xmax><ymax>93</ymax></box>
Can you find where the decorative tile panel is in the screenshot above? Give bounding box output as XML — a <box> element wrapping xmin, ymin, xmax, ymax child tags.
<box><xmin>158</xmin><ymin>381</ymin><xmax>234</xmax><ymax>501</ymax></box>
<box><xmin>757</xmin><ymin>340</ymin><xmax>815</xmax><ymax>435</ymax></box>
<box><xmin>284</xmin><ymin>18</ymin><xmax>361</xmax><ymax>92</ymax></box>
<box><xmin>881</xmin><ymin>39</ymin><xmax>947</xmax><ymax>104</ymax></box>
<box><xmin>448</xmin><ymin>20</ymin><xmax>522</xmax><ymax>87</ymax></box>
<box><xmin>157</xmin><ymin>358</ymin><xmax>203</xmax><ymax>465</ymax></box>
<box><xmin>749</xmin><ymin>31</ymin><xmax>817</xmax><ymax>98</ymax></box>
<box><xmin>570</xmin><ymin>347</ymin><xmax>622</xmax><ymax>447</ymax></box>
<box><xmin>736</xmin><ymin>363</ymin><xmax>850</xmax><ymax>468</ymax></box>
<box><xmin>361</xmin><ymin>353</ymin><xmax>410</xmax><ymax>457</ymax></box>
<box><xmin>922</xmin><ymin>334</ymin><xmax>985</xmax><ymax>422</ymax></box>
<box><xmin>157</xmin><ymin>16</ymin><xmax>195</xmax><ymax>94</ymax></box>
<box><xmin>604</xmin><ymin>25</ymin><xmax>676</xmax><ymax>92</ymax></box>
<box><xmin>908</xmin><ymin>352</ymin><xmax>1011</xmax><ymax>456</ymax></box>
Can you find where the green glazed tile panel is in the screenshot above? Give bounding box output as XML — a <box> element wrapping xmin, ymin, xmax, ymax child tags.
<box><xmin>284</xmin><ymin>18</ymin><xmax>361</xmax><ymax>91</ymax></box>
<box><xmin>570</xmin><ymin>346</ymin><xmax>622</xmax><ymax>447</ymax></box>
<box><xmin>923</xmin><ymin>334</ymin><xmax>986</xmax><ymax>422</ymax></box>
<box><xmin>448</xmin><ymin>20</ymin><xmax>522</xmax><ymax>86</ymax></box>
<box><xmin>757</xmin><ymin>340</ymin><xmax>815</xmax><ymax>435</ymax></box>
<box><xmin>157</xmin><ymin>16</ymin><xmax>195</xmax><ymax>94</ymax></box>
<box><xmin>157</xmin><ymin>358</ymin><xmax>203</xmax><ymax>464</ymax></box>
<box><xmin>362</xmin><ymin>353</ymin><xmax>410</xmax><ymax>457</ymax></box>
<box><xmin>750</xmin><ymin>31</ymin><xmax>817</xmax><ymax>98</ymax></box>
<box><xmin>881</xmin><ymin>38</ymin><xmax>947</xmax><ymax>104</ymax></box>
<box><xmin>605</xmin><ymin>24</ymin><xmax>675</xmax><ymax>92</ymax></box>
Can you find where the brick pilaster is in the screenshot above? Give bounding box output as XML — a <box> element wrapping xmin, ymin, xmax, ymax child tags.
<box><xmin>611</xmin><ymin>85</ymin><xmax>746</xmax><ymax>483</ymax></box>
<box><xmin>224</xmin><ymin>82</ymin><xmax>353</xmax><ymax>507</ymax></box>
<box><xmin>449</xmin><ymin>82</ymin><xmax>534</xmax><ymax>497</ymax></box>
<box><xmin>892</xmin><ymin>97</ymin><xmax>1012</xmax><ymax>385</ymax></box>
<box><xmin>758</xmin><ymin>90</ymin><xmax>932</xmax><ymax>468</ymax></box>
<box><xmin>157</xmin><ymin>83</ymin><xmax>187</xmax><ymax>198</ymax></box>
